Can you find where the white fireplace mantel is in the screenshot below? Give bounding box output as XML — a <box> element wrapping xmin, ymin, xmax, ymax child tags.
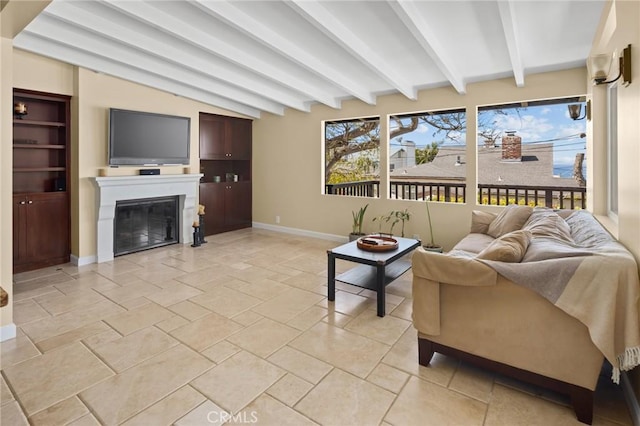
<box><xmin>92</xmin><ymin>174</ymin><xmax>202</xmax><ymax>263</ymax></box>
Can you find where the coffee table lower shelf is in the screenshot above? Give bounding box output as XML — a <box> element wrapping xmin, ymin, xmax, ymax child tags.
<box><xmin>335</xmin><ymin>260</ymin><xmax>412</xmax><ymax>291</ymax></box>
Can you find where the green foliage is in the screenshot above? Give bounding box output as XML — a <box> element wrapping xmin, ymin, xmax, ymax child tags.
<box><xmin>351</xmin><ymin>204</ymin><xmax>369</xmax><ymax>234</ymax></box>
<box><xmin>373</xmin><ymin>209</ymin><xmax>411</xmax><ymax>237</ymax></box>
<box><xmin>415</xmin><ymin>142</ymin><xmax>440</xmax><ymax>165</ymax></box>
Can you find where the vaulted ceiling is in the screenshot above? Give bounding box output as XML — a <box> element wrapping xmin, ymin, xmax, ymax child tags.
<box><xmin>13</xmin><ymin>0</ymin><xmax>605</xmax><ymax>118</ymax></box>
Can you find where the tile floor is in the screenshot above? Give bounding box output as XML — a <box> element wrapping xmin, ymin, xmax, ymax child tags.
<box><xmin>0</xmin><ymin>228</ymin><xmax>632</xmax><ymax>425</ymax></box>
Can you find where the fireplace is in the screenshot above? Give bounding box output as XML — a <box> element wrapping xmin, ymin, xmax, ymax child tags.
<box><xmin>114</xmin><ymin>196</ymin><xmax>179</xmax><ymax>256</ymax></box>
<box><xmin>92</xmin><ymin>174</ymin><xmax>202</xmax><ymax>263</ymax></box>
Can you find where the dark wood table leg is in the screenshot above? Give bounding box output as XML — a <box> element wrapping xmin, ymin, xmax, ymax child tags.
<box><xmin>376</xmin><ymin>261</ymin><xmax>385</xmax><ymax>317</ymax></box>
<box><xmin>327</xmin><ymin>251</ymin><xmax>336</xmax><ymax>301</ymax></box>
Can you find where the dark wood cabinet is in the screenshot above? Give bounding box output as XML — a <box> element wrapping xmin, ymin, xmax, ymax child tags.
<box><xmin>13</xmin><ymin>89</ymin><xmax>71</xmax><ymax>273</ymax></box>
<box><xmin>199</xmin><ymin>113</ymin><xmax>252</xmax><ymax>235</ymax></box>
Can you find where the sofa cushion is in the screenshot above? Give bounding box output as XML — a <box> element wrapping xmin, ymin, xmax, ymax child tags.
<box><xmin>523</xmin><ymin>209</ymin><xmax>573</xmax><ymax>242</ymax></box>
<box><xmin>566</xmin><ymin>211</ymin><xmax>615</xmax><ymax>247</ymax></box>
<box><xmin>477</xmin><ymin>230</ymin><xmax>532</xmax><ymax>262</ymax></box>
<box><xmin>452</xmin><ymin>233</ymin><xmax>495</xmax><ymax>254</ymax></box>
<box><xmin>470</xmin><ymin>210</ymin><xmax>497</xmax><ymax>234</ymax></box>
<box><xmin>487</xmin><ymin>205</ymin><xmax>533</xmax><ymax>238</ymax></box>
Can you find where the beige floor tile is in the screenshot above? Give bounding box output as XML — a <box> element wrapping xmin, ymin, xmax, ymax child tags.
<box><xmin>168</xmin><ymin>300</ymin><xmax>212</xmax><ymax>321</ymax></box>
<box><xmin>281</xmin><ymin>255</ymin><xmax>325</xmax><ymax>275</ymax></box>
<box><xmin>227</xmin><ymin>318</ymin><xmax>300</xmax><ymax>358</ymax></box>
<box><xmin>1</xmin><ymin>400</ymin><xmax>29</xmax><ymax>426</ymax></box>
<box><xmin>91</xmin><ymin>326</ymin><xmax>178</xmax><ymax>372</ymax></box>
<box><xmin>282</xmin><ymin>272</ymin><xmax>326</xmax><ymax>291</ymax></box>
<box><xmin>36</xmin><ymin>321</ymin><xmax>112</xmax><ymax>353</ymax></box>
<box><xmin>122</xmin><ymin>385</ymin><xmax>206</xmax><ymax>426</ymax></box>
<box><xmin>29</xmin><ymin>396</ymin><xmax>89</xmax><ymax>426</ymax></box>
<box><xmin>144</xmin><ymin>282</ymin><xmax>203</xmax><ymax>307</ymax></box>
<box><xmin>82</xmin><ymin>328</ymin><xmax>122</xmax><ymax>347</ymax></box>
<box><xmin>296</xmin><ymin>368</ymin><xmax>395</xmax><ymax>425</ymax></box>
<box><xmin>0</xmin><ymin>331</ymin><xmax>40</xmax><ymax>369</ymax></box>
<box><xmin>14</xmin><ymin>271</ymin><xmax>75</xmax><ymax>290</ymax></box>
<box><xmin>367</xmin><ymin>363</ymin><xmax>410</xmax><ymax>393</ymax></box>
<box><xmin>320</xmin><ymin>290</ymin><xmax>370</xmax><ymax>317</ymax></box>
<box><xmin>3</xmin><ymin>342</ymin><xmax>114</xmax><ymax>416</ymax></box>
<box><xmin>359</xmin><ymin>288</ymin><xmax>406</xmax><ymax>306</ymax></box>
<box><xmin>98</xmin><ymin>281</ymin><xmax>160</xmax><ymax>304</ymax></box>
<box><xmin>232</xmin><ymin>394</ymin><xmax>316</xmax><ymax>425</ymax></box>
<box><xmin>34</xmin><ymin>288</ymin><xmax>107</xmax><ymax>316</ymax></box>
<box><xmin>132</xmin><ymin>262</ymin><xmax>186</xmax><ymax>282</ymax></box>
<box><xmin>267</xmin><ymin>346</ymin><xmax>332</xmax><ymax>385</ymax></box>
<box><xmin>12</xmin><ymin>299</ymin><xmax>50</xmax><ymax>325</ymax></box>
<box><xmin>286</xmin><ymin>306</ymin><xmax>328</xmax><ymax>331</ymax></box>
<box><xmin>81</xmin><ymin>344</ymin><xmax>212</xmax><ymax>425</ymax></box>
<box><xmin>289</xmin><ymin>322</ymin><xmax>390</xmax><ymax>379</ymax></box>
<box><xmin>94</xmin><ymin>259</ymin><xmax>143</xmax><ymax>280</ymax></box>
<box><xmin>201</xmin><ymin>340</ymin><xmax>242</xmax><ymax>364</ymax></box>
<box><xmin>173</xmin><ymin>267</ymin><xmax>225</xmax><ymax>288</ymax></box>
<box><xmin>170</xmin><ymin>312</ymin><xmax>244</xmax><ymax>352</ymax></box>
<box><xmin>156</xmin><ymin>315</ymin><xmax>190</xmax><ymax>332</ymax></box>
<box><xmin>191</xmin><ymin>351</ymin><xmax>285</xmax><ymax>413</ymax></box>
<box><xmin>54</xmin><ymin>272</ymin><xmax>118</xmax><ymax>295</ymax></box>
<box><xmin>593</xmin><ymin>374</ymin><xmax>633</xmax><ymax>425</ymax></box>
<box><xmin>321</xmin><ymin>310</ymin><xmax>352</xmax><ymax>328</ymax></box>
<box><xmin>251</xmin><ymin>288</ymin><xmax>325</xmax><ymax>323</ymax></box>
<box><xmin>190</xmin><ymin>286</ymin><xmax>262</xmax><ymax>318</ymax></box>
<box><xmin>484</xmin><ymin>384</ymin><xmax>582</xmax><ymax>426</ymax></box>
<box><xmin>389</xmin><ymin>298</ymin><xmax>413</xmax><ymax>321</ymax></box>
<box><xmin>104</xmin><ymin>302</ymin><xmax>173</xmax><ymax>335</ymax></box>
<box><xmin>230</xmin><ymin>310</ymin><xmax>264</xmax><ymax>326</ymax></box>
<box><xmin>386</xmin><ymin>376</ymin><xmax>487</xmax><ymax>426</ymax></box>
<box><xmin>233</xmin><ymin>278</ymin><xmax>291</xmax><ymax>300</ymax></box>
<box><xmin>448</xmin><ymin>362</ymin><xmax>495</xmax><ymax>403</ymax></box>
<box><xmin>67</xmin><ymin>413</ymin><xmax>101</xmax><ymax>425</ymax></box>
<box><xmin>344</xmin><ymin>308</ymin><xmax>411</xmax><ymax>345</ymax></box>
<box><xmin>12</xmin><ymin>285</ymin><xmax>62</xmax><ymax>303</ymax></box>
<box><xmin>118</xmin><ymin>296</ymin><xmax>152</xmax><ymax>310</ymax></box>
<box><xmin>13</xmin><ymin>266</ymin><xmax>66</xmax><ymax>283</ymax></box>
<box><xmin>175</xmin><ymin>400</ymin><xmax>227</xmax><ymax>426</ymax></box>
<box><xmin>267</xmin><ymin>373</ymin><xmax>314</xmax><ymax>407</ymax></box>
<box><xmin>21</xmin><ymin>299</ymin><xmax>125</xmax><ymax>342</ymax></box>
<box><xmin>1</xmin><ymin>374</ymin><xmax>15</xmax><ymax>405</ymax></box>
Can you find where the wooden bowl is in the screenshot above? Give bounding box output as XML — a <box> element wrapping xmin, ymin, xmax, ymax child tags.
<box><xmin>357</xmin><ymin>235</ymin><xmax>399</xmax><ymax>252</ymax></box>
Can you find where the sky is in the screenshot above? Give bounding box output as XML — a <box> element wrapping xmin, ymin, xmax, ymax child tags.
<box><xmin>389</xmin><ymin>101</ymin><xmax>588</xmax><ymax>175</ymax></box>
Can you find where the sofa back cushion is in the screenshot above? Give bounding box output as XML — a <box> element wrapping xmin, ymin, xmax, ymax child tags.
<box><xmin>487</xmin><ymin>205</ymin><xmax>533</xmax><ymax>238</ymax></box>
<box><xmin>523</xmin><ymin>209</ymin><xmax>573</xmax><ymax>242</ymax></box>
<box><xmin>477</xmin><ymin>230</ymin><xmax>532</xmax><ymax>262</ymax></box>
<box><xmin>471</xmin><ymin>210</ymin><xmax>498</xmax><ymax>234</ymax></box>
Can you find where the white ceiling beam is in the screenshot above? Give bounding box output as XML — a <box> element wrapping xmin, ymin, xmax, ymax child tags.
<box><xmin>288</xmin><ymin>0</ymin><xmax>416</xmax><ymax>100</ymax></box>
<box><xmin>388</xmin><ymin>0</ymin><xmax>466</xmax><ymax>94</ymax></box>
<box><xmin>43</xmin><ymin>2</ymin><xmax>310</xmax><ymax>113</ymax></box>
<box><xmin>497</xmin><ymin>0</ymin><xmax>525</xmax><ymax>87</ymax></box>
<box><xmin>27</xmin><ymin>15</ymin><xmax>284</xmax><ymax>115</ymax></box>
<box><xmin>192</xmin><ymin>0</ymin><xmax>377</xmax><ymax>105</ymax></box>
<box><xmin>103</xmin><ymin>0</ymin><xmax>341</xmax><ymax>109</ymax></box>
<box><xmin>14</xmin><ymin>32</ymin><xmax>262</xmax><ymax>118</ymax></box>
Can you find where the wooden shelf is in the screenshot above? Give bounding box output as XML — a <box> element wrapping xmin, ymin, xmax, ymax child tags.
<box><xmin>13</xmin><ymin>119</ymin><xmax>66</xmax><ymax>127</ymax></box>
<box><xmin>14</xmin><ymin>167</ymin><xmax>66</xmax><ymax>172</ymax></box>
<box><xmin>13</xmin><ymin>144</ymin><xmax>65</xmax><ymax>149</ymax></box>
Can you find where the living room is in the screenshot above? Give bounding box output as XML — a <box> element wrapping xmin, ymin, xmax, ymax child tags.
<box><xmin>1</xmin><ymin>0</ymin><xmax>639</xmax><ymax>424</ymax></box>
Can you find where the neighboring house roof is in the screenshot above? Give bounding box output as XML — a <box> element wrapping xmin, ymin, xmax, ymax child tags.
<box><xmin>389</xmin><ymin>147</ymin><xmax>405</xmax><ymax>158</ymax></box>
<box><xmin>390</xmin><ymin>144</ymin><xmax>582</xmax><ymax>188</ymax></box>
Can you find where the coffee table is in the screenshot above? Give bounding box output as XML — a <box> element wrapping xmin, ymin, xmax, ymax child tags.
<box><xmin>327</xmin><ymin>236</ymin><xmax>421</xmax><ymax>317</ymax></box>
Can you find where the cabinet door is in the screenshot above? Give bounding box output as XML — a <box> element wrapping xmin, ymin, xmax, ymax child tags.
<box><xmin>226</xmin><ymin>182</ymin><xmax>252</xmax><ymax>228</ymax></box>
<box><xmin>229</xmin><ymin>118</ymin><xmax>252</xmax><ymax>160</ymax></box>
<box><xmin>199</xmin><ymin>183</ymin><xmax>225</xmax><ymax>235</ymax></box>
<box><xmin>199</xmin><ymin>114</ymin><xmax>227</xmax><ymax>159</ymax></box>
<box><xmin>26</xmin><ymin>193</ymin><xmax>69</xmax><ymax>263</ymax></box>
<box><xmin>13</xmin><ymin>195</ymin><xmax>28</xmax><ymax>264</ymax></box>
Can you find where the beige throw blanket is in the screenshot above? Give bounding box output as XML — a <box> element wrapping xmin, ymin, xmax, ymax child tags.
<box><xmin>413</xmin><ymin>212</ymin><xmax>640</xmax><ymax>384</ymax></box>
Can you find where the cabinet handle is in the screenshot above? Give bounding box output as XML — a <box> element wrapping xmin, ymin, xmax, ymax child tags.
<box><xmin>28</xmin><ymin>200</ymin><xmax>33</xmax><ymax>204</ymax></box>
<box><xmin>19</xmin><ymin>201</ymin><xmax>26</xmax><ymax>205</ymax></box>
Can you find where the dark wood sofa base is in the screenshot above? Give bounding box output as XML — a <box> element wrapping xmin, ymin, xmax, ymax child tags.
<box><xmin>418</xmin><ymin>337</ymin><xmax>594</xmax><ymax>425</ymax></box>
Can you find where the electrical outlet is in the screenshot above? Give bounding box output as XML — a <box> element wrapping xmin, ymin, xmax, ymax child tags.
<box><xmin>275</xmin><ymin>215</ymin><xmax>280</xmax><ymax>224</ymax></box>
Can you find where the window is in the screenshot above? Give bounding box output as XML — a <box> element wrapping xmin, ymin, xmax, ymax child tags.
<box><xmin>388</xmin><ymin>109</ymin><xmax>467</xmax><ymax>202</ymax></box>
<box><xmin>324</xmin><ymin>117</ymin><xmax>380</xmax><ymax>197</ymax></box>
<box><xmin>607</xmin><ymin>85</ymin><xmax>618</xmax><ymax>219</ymax></box>
<box><xmin>477</xmin><ymin>98</ymin><xmax>587</xmax><ymax>209</ymax></box>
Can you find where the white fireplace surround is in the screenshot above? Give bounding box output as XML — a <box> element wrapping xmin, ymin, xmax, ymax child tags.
<box><xmin>92</xmin><ymin>174</ymin><xmax>202</xmax><ymax>263</ymax></box>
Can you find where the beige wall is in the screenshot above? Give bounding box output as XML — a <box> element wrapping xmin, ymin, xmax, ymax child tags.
<box><xmin>253</xmin><ymin>68</ymin><xmax>588</xmax><ymax>250</ymax></box>
<box><xmin>590</xmin><ymin>0</ymin><xmax>640</xmax><ymax>401</ymax></box>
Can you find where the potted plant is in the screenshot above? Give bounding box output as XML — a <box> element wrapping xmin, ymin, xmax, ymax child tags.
<box><xmin>423</xmin><ymin>198</ymin><xmax>443</xmax><ymax>252</ymax></box>
<box><xmin>372</xmin><ymin>209</ymin><xmax>411</xmax><ymax>237</ymax></box>
<box><xmin>349</xmin><ymin>204</ymin><xmax>369</xmax><ymax>241</ymax></box>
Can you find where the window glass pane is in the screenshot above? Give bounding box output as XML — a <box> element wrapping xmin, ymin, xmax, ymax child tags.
<box><xmin>324</xmin><ymin>117</ymin><xmax>380</xmax><ymax>197</ymax></box>
<box><xmin>389</xmin><ymin>109</ymin><xmax>467</xmax><ymax>202</ymax></box>
<box><xmin>477</xmin><ymin>98</ymin><xmax>587</xmax><ymax>209</ymax></box>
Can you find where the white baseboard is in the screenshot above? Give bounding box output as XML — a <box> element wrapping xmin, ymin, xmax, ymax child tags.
<box><xmin>252</xmin><ymin>222</ymin><xmax>347</xmax><ymax>243</ymax></box>
<box><xmin>0</xmin><ymin>323</ymin><xmax>17</xmax><ymax>342</ymax></box>
<box><xmin>621</xmin><ymin>371</ymin><xmax>640</xmax><ymax>426</ymax></box>
<box><xmin>70</xmin><ymin>254</ymin><xmax>97</xmax><ymax>267</ymax></box>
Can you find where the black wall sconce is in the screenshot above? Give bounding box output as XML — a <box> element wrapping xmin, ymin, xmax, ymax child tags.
<box><xmin>589</xmin><ymin>44</ymin><xmax>632</xmax><ymax>87</ymax></box>
<box><xmin>568</xmin><ymin>100</ymin><xmax>591</xmax><ymax>121</ymax></box>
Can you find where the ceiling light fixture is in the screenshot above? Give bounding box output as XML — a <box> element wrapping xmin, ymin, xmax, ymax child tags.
<box><xmin>589</xmin><ymin>44</ymin><xmax>632</xmax><ymax>86</ymax></box>
<box><xmin>568</xmin><ymin>100</ymin><xmax>591</xmax><ymax>121</ymax></box>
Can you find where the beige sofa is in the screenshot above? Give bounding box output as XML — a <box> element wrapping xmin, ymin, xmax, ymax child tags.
<box><xmin>411</xmin><ymin>206</ymin><xmax>640</xmax><ymax>425</ymax></box>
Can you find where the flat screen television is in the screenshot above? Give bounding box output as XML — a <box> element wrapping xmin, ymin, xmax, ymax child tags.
<box><xmin>108</xmin><ymin>108</ymin><xmax>190</xmax><ymax>166</ymax></box>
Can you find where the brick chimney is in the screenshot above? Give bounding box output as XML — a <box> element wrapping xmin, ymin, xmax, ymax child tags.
<box><xmin>501</xmin><ymin>131</ymin><xmax>521</xmax><ymax>162</ymax></box>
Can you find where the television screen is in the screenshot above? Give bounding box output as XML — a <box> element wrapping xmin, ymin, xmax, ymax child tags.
<box><xmin>108</xmin><ymin>108</ymin><xmax>190</xmax><ymax>166</ymax></box>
